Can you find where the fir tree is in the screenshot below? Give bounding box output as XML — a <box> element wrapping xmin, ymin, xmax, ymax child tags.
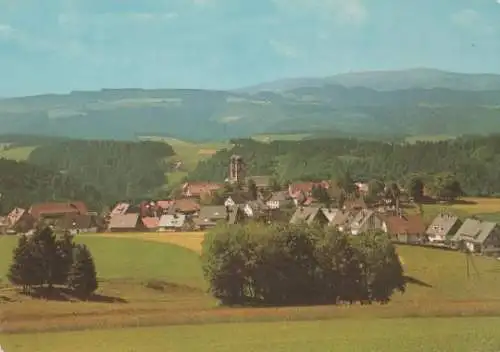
<box><xmin>67</xmin><ymin>244</ymin><xmax>98</xmax><ymax>299</ymax></box>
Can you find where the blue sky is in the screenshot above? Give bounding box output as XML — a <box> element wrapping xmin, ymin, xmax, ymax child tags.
<box><xmin>0</xmin><ymin>0</ymin><xmax>499</xmax><ymax>96</ymax></box>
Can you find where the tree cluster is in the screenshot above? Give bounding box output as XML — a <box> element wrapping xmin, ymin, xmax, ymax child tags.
<box><xmin>201</xmin><ymin>223</ymin><xmax>406</xmax><ymax>307</ymax></box>
<box><xmin>8</xmin><ymin>227</ymin><xmax>98</xmax><ymax>299</ymax></box>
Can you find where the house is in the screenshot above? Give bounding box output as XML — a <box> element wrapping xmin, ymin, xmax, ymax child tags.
<box><xmin>156</xmin><ymin>200</ymin><xmax>174</xmax><ymax>214</ymax></box>
<box><xmin>169</xmin><ymin>199</ymin><xmax>200</xmax><ymax>215</ymax></box>
<box><xmin>54</xmin><ymin>214</ymin><xmax>98</xmax><ymax>235</ymax></box>
<box><xmin>246</xmin><ymin>175</ymin><xmax>272</xmax><ymax>189</ymax></box>
<box><xmin>243</xmin><ymin>199</ymin><xmax>269</xmax><ymax>218</ymax></box>
<box><xmin>193</xmin><ymin>206</ymin><xmax>228</xmax><ymax>230</ymax></box>
<box><xmin>224</xmin><ymin>192</ymin><xmax>251</xmax><ymax>208</ymax></box>
<box><xmin>29</xmin><ymin>201</ymin><xmax>88</xmax><ymax>220</ymax></box>
<box><xmin>108</xmin><ymin>213</ymin><xmax>145</xmax><ymax>232</ymax></box>
<box><xmin>321</xmin><ymin>208</ymin><xmax>340</xmax><ymax>223</ymax></box>
<box><xmin>266</xmin><ymin>191</ymin><xmax>294</xmax><ymax>210</ymax></box>
<box><xmin>425</xmin><ymin>213</ymin><xmax>463</xmax><ymax>243</ymax></box>
<box><xmin>142</xmin><ymin>217</ymin><xmax>160</xmax><ymax>232</ymax></box>
<box><xmin>289</xmin><ymin>206</ymin><xmax>329</xmax><ymax>226</ymax></box>
<box><xmin>382</xmin><ymin>214</ymin><xmax>426</xmax><ymax>244</ymax></box>
<box><xmin>6</xmin><ymin>207</ymin><xmax>34</xmax><ymax>233</ymax></box>
<box><xmin>343</xmin><ymin>197</ymin><xmax>368</xmax><ymax>211</ymax></box>
<box><xmin>227</xmin><ymin>205</ymin><xmax>245</xmax><ymax>225</ymax></box>
<box><xmin>330</xmin><ymin>210</ymin><xmax>359</xmax><ymax>232</ymax></box>
<box><xmin>355</xmin><ymin>182</ymin><xmax>370</xmax><ymax>194</ymax></box>
<box><xmin>110</xmin><ymin>202</ymin><xmax>130</xmax><ymax>216</ymax></box>
<box><xmin>348</xmin><ymin>209</ymin><xmax>384</xmax><ymax>235</ymax></box>
<box><xmin>158</xmin><ymin>214</ymin><xmax>186</xmax><ymax>231</ymax></box>
<box><xmin>451</xmin><ymin>219</ymin><xmax>500</xmax><ymax>255</ymax></box>
<box><xmin>182</xmin><ymin>182</ymin><xmax>223</xmax><ymax>198</ymax></box>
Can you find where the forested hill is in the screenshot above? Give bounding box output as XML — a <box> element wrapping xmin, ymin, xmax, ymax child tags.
<box><xmin>27</xmin><ymin>140</ymin><xmax>174</xmax><ymax>203</ymax></box>
<box><xmin>0</xmin><ymin>159</ymin><xmax>103</xmax><ymax>213</ymax></box>
<box><xmin>1</xmin><ymin>84</ymin><xmax>500</xmax><ymax>140</ymax></box>
<box><xmin>189</xmin><ymin>135</ymin><xmax>500</xmax><ymax>196</ymax></box>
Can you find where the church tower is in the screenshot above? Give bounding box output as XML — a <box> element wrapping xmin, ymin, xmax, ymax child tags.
<box><xmin>228</xmin><ymin>155</ymin><xmax>245</xmax><ymax>184</ymax></box>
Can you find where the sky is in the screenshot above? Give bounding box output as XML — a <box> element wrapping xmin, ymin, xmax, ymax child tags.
<box><xmin>0</xmin><ymin>0</ymin><xmax>499</xmax><ymax>96</ymax></box>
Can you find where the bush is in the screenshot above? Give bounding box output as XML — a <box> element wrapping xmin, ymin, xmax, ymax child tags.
<box><xmin>201</xmin><ymin>222</ymin><xmax>406</xmax><ymax>306</ymax></box>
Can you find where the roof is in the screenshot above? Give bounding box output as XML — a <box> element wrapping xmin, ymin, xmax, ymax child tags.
<box><xmin>246</xmin><ymin>199</ymin><xmax>269</xmax><ymax>212</ymax></box>
<box><xmin>426</xmin><ymin>213</ymin><xmax>461</xmax><ymax>236</ymax></box>
<box><xmin>246</xmin><ymin>175</ymin><xmax>272</xmax><ymax>188</ymax></box>
<box><xmin>55</xmin><ymin>214</ymin><xmax>95</xmax><ymax>230</ymax></box>
<box><xmin>288</xmin><ymin>181</ymin><xmax>330</xmax><ymax>197</ymax></box>
<box><xmin>330</xmin><ymin>210</ymin><xmax>358</xmax><ymax>227</ymax></box>
<box><xmin>29</xmin><ymin>202</ymin><xmax>88</xmax><ymax>219</ymax></box>
<box><xmin>110</xmin><ymin>202</ymin><xmax>130</xmax><ymax>216</ymax></box>
<box><xmin>108</xmin><ymin>213</ymin><xmax>140</xmax><ymax>229</ymax></box>
<box><xmin>197</xmin><ymin>206</ymin><xmax>228</xmax><ymax>221</ymax></box>
<box><xmin>226</xmin><ymin>192</ymin><xmax>251</xmax><ymax>204</ymax></box>
<box><xmin>171</xmin><ymin>199</ymin><xmax>200</xmax><ymax>213</ymax></box>
<box><xmin>7</xmin><ymin>207</ymin><xmax>27</xmax><ymax>226</ymax></box>
<box><xmin>349</xmin><ymin>209</ymin><xmax>376</xmax><ymax>229</ymax></box>
<box><xmin>290</xmin><ymin>206</ymin><xmax>322</xmax><ymax>225</ymax></box>
<box><xmin>344</xmin><ymin>197</ymin><xmax>368</xmax><ymax>210</ymax></box>
<box><xmin>159</xmin><ymin>214</ymin><xmax>186</xmax><ymax>228</ymax></box>
<box><xmin>382</xmin><ymin>214</ymin><xmax>426</xmax><ymax>236</ymax></box>
<box><xmin>156</xmin><ymin>200</ymin><xmax>174</xmax><ymax>210</ymax></box>
<box><xmin>321</xmin><ymin>208</ymin><xmax>340</xmax><ymax>223</ymax></box>
<box><xmin>452</xmin><ymin>219</ymin><xmax>497</xmax><ymax>244</ymax></box>
<box><xmin>182</xmin><ymin>182</ymin><xmax>223</xmax><ymax>197</ymax></box>
<box><xmin>142</xmin><ymin>217</ymin><xmax>160</xmax><ymax>229</ymax></box>
<box><xmin>267</xmin><ymin>191</ymin><xmax>291</xmax><ymax>202</ymax></box>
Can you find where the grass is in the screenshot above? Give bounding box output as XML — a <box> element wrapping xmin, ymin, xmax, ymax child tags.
<box><xmin>3</xmin><ymin>317</ymin><xmax>500</xmax><ymax>352</ymax></box>
<box><xmin>405</xmin><ymin>134</ymin><xmax>456</xmax><ymax>144</ymax></box>
<box><xmin>252</xmin><ymin>133</ymin><xmax>312</xmax><ymax>143</ymax></box>
<box><xmin>415</xmin><ymin>197</ymin><xmax>500</xmax><ymax>222</ymax></box>
<box><xmin>0</xmin><ymin>146</ymin><xmax>37</xmax><ymax>161</ymax></box>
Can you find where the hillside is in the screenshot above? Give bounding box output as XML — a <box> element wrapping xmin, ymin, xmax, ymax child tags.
<box><xmin>239</xmin><ymin>68</ymin><xmax>500</xmax><ymax>93</ymax></box>
<box><xmin>1</xmin><ymin>70</ymin><xmax>500</xmax><ymax>140</ymax></box>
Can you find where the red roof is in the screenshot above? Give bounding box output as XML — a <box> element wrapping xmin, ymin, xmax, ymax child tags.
<box><xmin>182</xmin><ymin>182</ymin><xmax>223</xmax><ymax>197</ymax></box>
<box><xmin>7</xmin><ymin>207</ymin><xmax>27</xmax><ymax>226</ymax></box>
<box><xmin>142</xmin><ymin>217</ymin><xmax>159</xmax><ymax>229</ymax></box>
<box><xmin>156</xmin><ymin>200</ymin><xmax>174</xmax><ymax>210</ymax></box>
<box><xmin>172</xmin><ymin>199</ymin><xmax>200</xmax><ymax>213</ymax></box>
<box><xmin>382</xmin><ymin>214</ymin><xmax>426</xmax><ymax>236</ymax></box>
<box><xmin>29</xmin><ymin>202</ymin><xmax>88</xmax><ymax>219</ymax></box>
<box><xmin>110</xmin><ymin>202</ymin><xmax>130</xmax><ymax>216</ymax></box>
<box><xmin>288</xmin><ymin>181</ymin><xmax>330</xmax><ymax>198</ymax></box>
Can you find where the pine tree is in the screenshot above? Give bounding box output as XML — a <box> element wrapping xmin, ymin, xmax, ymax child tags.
<box><xmin>7</xmin><ymin>235</ymin><xmax>33</xmax><ymax>294</ymax></box>
<box><xmin>67</xmin><ymin>244</ymin><xmax>98</xmax><ymax>299</ymax></box>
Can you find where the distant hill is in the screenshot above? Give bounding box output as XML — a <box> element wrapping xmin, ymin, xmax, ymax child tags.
<box><xmin>238</xmin><ymin>68</ymin><xmax>500</xmax><ymax>93</ymax></box>
<box><xmin>1</xmin><ymin>70</ymin><xmax>500</xmax><ymax>141</ymax></box>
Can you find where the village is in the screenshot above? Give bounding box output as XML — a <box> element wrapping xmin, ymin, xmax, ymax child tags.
<box><xmin>1</xmin><ymin>154</ymin><xmax>499</xmax><ymax>257</ymax></box>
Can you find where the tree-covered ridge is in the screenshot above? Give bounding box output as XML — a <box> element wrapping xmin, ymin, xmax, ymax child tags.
<box><xmin>27</xmin><ymin>140</ymin><xmax>174</xmax><ymax>203</ymax></box>
<box><xmin>0</xmin><ymin>158</ymin><xmax>103</xmax><ymax>214</ymax></box>
<box><xmin>189</xmin><ymin>135</ymin><xmax>500</xmax><ymax>196</ymax></box>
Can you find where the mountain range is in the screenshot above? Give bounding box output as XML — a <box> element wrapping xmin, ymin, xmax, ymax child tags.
<box><xmin>1</xmin><ymin>68</ymin><xmax>500</xmax><ymax>141</ymax></box>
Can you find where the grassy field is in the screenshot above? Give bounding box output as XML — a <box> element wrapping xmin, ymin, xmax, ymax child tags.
<box><xmin>0</xmin><ymin>146</ymin><xmax>37</xmax><ymax>161</ymax></box>
<box><xmin>140</xmin><ymin>136</ymin><xmax>231</xmax><ymax>186</ymax></box>
<box><xmin>405</xmin><ymin>134</ymin><xmax>456</xmax><ymax>144</ymax></box>
<box><xmin>3</xmin><ymin>317</ymin><xmax>500</xmax><ymax>352</ymax></box>
<box><xmin>414</xmin><ymin>197</ymin><xmax>500</xmax><ymax>222</ymax></box>
<box><xmin>252</xmin><ymin>133</ymin><xmax>312</xmax><ymax>143</ymax></box>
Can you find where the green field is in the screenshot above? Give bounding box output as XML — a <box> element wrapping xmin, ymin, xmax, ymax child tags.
<box><xmin>405</xmin><ymin>134</ymin><xmax>456</xmax><ymax>144</ymax></box>
<box><xmin>3</xmin><ymin>317</ymin><xmax>500</xmax><ymax>352</ymax></box>
<box><xmin>0</xmin><ymin>146</ymin><xmax>37</xmax><ymax>161</ymax></box>
<box><xmin>252</xmin><ymin>133</ymin><xmax>312</xmax><ymax>142</ymax></box>
<box><xmin>3</xmin><ymin>232</ymin><xmax>500</xmax><ymax>350</ymax></box>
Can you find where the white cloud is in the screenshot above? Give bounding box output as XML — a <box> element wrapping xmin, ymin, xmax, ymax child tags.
<box><xmin>273</xmin><ymin>0</ymin><xmax>368</xmax><ymax>25</ymax></box>
<box><xmin>269</xmin><ymin>39</ymin><xmax>300</xmax><ymax>58</ymax></box>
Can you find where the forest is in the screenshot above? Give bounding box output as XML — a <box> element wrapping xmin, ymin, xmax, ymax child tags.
<box><xmin>27</xmin><ymin>140</ymin><xmax>175</xmax><ymax>203</ymax></box>
<box><xmin>0</xmin><ymin>158</ymin><xmax>103</xmax><ymax>213</ymax></box>
<box><xmin>189</xmin><ymin>135</ymin><xmax>500</xmax><ymax>196</ymax></box>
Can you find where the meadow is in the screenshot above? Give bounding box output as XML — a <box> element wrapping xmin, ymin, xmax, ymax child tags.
<box><xmin>0</xmin><ymin>146</ymin><xmax>37</xmax><ymax>161</ymax></box>
<box><xmin>3</xmin><ymin>317</ymin><xmax>500</xmax><ymax>352</ymax></box>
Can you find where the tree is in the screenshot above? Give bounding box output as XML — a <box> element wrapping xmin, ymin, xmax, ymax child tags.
<box><xmin>269</xmin><ymin>177</ymin><xmax>281</xmax><ymax>192</ymax></box>
<box><xmin>432</xmin><ymin>173</ymin><xmax>463</xmax><ymax>201</ymax></box>
<box><xmin>67</xmin><ymin>244</ymin><xmax>98</xmax><ymax>299</ymax></box>
<box><xmin>7</xmin><ymin>235</ymin><xmax>35</xmax><ymax>294</ymax></box>
<box><xmin>311</xmin><ymin>184</ymin><xmax>331</xmax><ymax>206</ymax></box>
<box><xmin>406</xmin><ymin>175</ymin><xmax>424</xmax><ymax>202</ymax></box>
<box><xmin>336</xmin><ymin>172</ymin><xmax>357</xmax><ymax>195</ymax></box>
<box><xmin>30</xmin><ymin>226</ymin><xmax>59</xmax><ymax>290</ymax></box>
<box><xmin>247</xmin><ymin>179</ymin><xmax>258</xmax><ymax>200</ymax></box>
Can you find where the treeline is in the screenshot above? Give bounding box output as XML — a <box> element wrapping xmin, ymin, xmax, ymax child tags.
<box><xmin>8</xmin><ymin>227</ymin><xmax>98</xmax><ymax>298</ymax></box>
<box><xmin>0</xmin><ymin>159</ymin><xmax>103</xmax><ymax>214</ymax></box>
<box><xmin>28</xmin><ymin>140</ymin><xmax>174</xmax><ymax>203</ymax></box>
<box><xmin>190</xmin><ymin>135</ymin><xmax>500</xmax><ymax>196</ymax></box>
<box><xmin>202</xmin><ymin>223</ymin><xmax>405</xmax><ymax>306</ymax></box>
